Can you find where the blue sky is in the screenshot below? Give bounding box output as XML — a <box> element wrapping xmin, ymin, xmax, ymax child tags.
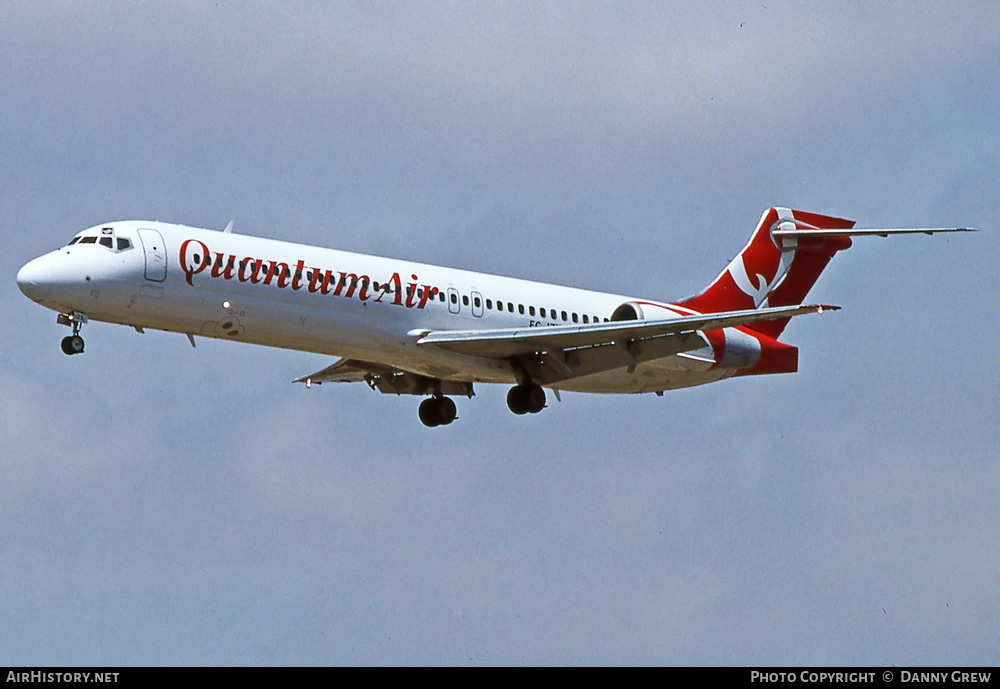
<box><xmin>2</xmin><ymin>2</ymin><xmax>998</xmax><ymax>665</ymax></box>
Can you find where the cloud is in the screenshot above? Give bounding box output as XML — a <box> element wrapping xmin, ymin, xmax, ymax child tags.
<box><xmin>2</xmin><ymin>2</ymin><xmax>998</xmax><ymax>665</ymax></box>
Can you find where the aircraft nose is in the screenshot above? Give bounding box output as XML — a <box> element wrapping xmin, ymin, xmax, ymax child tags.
<box><xmin>16</xmin><ymin>256</ymin><xmax>52</xmax><ymax>301</ymax></box>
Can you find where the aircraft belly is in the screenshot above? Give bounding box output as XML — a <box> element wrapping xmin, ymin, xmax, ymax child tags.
<box><xmin>549</xmin><ymin>356</ymin><xmax>733</xmax><ymax>393</ymax></box>
<box><xmin>552</xmin><ymin>364</ymin><xmax>732</xmax><ymax>394</ymax></box>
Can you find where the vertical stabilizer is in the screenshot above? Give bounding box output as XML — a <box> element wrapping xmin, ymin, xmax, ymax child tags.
<box><xmin>677</xmin><ymin>208</ymin><xmax>854</xmax><ymax>338</ymax></box>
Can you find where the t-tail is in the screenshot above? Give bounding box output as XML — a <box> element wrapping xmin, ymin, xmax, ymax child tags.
<box><xmin>677</xmin><ymin>207</ymin><xmax>975</xmax><ymax>339</ymax></box>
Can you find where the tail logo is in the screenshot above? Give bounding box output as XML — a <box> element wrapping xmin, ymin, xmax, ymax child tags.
<box><xmin>729</xmin><ymin>258</ymin><xmax>774</xmax><ymax>305</ymax></box>
<box><xmin>728</xmin><ymin>247</ymin><xmax>791</xmax><ymax>308</ymax></box>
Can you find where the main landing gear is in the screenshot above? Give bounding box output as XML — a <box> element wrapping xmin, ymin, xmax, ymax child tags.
<box><xmin>507</xmin><ymin>384</ymin><xmax>546</xmax><ymax>415</ymax></box>
<box><xmin>57</xmin><ymin>311</ymin><xmax>88</xmax><ymax>356</ymax></box>
<box><xmin>419</xmin><ymin>396</ymin><xmax>458</xmax><ymax>427</ymax></box>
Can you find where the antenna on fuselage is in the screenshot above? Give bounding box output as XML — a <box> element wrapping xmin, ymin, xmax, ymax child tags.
<box><xmin>223</xmin><ymin>220</ymin><xmax>235</xmax><ymax>234</ymax></box>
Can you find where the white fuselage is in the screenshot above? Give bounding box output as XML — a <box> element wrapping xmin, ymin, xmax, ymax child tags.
<box><xmin>17</xmin><ymin>220</ymin><xmax>736</xmax><ymax>394</ymax></box>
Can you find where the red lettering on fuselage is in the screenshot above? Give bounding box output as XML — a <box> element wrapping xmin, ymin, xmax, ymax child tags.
<box><xmin>291</xmin><ymin>259</ymin><xmax>305</xmax><ymax>291</ymax></box>
<box><xmin>176</xmin><ymin>238</ymin><xmax>434</xmax><ymax>309</ymax></box>
<box><xmin>239</xmin><ymin>257</ymin><xmax>263</xmax><ymax>283</ymax></box>
<box><xmin>210</xmin><ymin>252</ymin><xmax>237</xmax><ymax>280</ymax></box>
<box><xmin>334</xmin><ymin>272</ymin><xmax>370</xmax><ymax>301</ymax></box>
<box><xmin>179</xmin><ymin>239</ymin><xmax>210</xmax><ymax>286</ymax></box>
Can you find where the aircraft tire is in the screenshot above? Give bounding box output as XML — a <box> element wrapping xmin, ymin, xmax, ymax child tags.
<box><xmin>508</xmin><ymin>384</ymin><xmax>546</xmax><ymax>415</ymax></box>
<box><xmin>418</xmin><ymin>398</ymin><xmax>441</xmax><ymax>427</ymax></box>
<box><xmin>522</xmin><ymin>384</ymin><xmax>546</xmax><ymax>414</ymax></box>
<box><xmin>507</xmin><ymin>386</ymin><xmax>527</xmax><ymax>415</ymax></box>
<box><xmin>435</xmin><ymin>397</ymin><xmax>457</xmax><ymax>425</ymax></box>
<box><xmin>61</xmin><ymin>335</ymin><xmax>84</xmax><ymax>356</ymax></box>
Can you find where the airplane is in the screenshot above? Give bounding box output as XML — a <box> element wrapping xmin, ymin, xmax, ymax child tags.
<box><xmin>16</xmin><ymin>207</ymin><xmax>973</xmax><ymax>427</ymax></box>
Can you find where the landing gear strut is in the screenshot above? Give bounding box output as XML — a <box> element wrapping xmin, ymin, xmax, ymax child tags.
<box><xmin>419</xmin><ymin>396</ymin><xmax>457</xmax><ymax>427</ymax></box>
<box><xmin>507</xmin><ymin>384</ymin><xmax>546</xmax><ymax>415</ymax></box>
<box><xmin>57</xmin><ymin>312</ymin><xmax>87</xmax><ymax>356</ymax></box>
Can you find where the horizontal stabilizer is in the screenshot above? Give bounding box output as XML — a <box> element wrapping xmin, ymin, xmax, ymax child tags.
<box><xmin>774</xmin><ymin>227</ymin><xmax>976</xmax><ymax>238</ymax></box>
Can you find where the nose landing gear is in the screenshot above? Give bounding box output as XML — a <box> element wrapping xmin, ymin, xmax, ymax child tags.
<box><xmin>56</xmin><ymin>311</ymin><xmax>88</xmax><ymax>356</ymax></box>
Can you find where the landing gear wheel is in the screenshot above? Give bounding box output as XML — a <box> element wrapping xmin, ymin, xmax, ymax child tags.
<box><xmin>419</xmin><ymin>398</ymin><xmax>440</xmax><ymax>427</ymax></box>
<box><xmin>507</xmin><ymin>386</ymin><xmax>528</xmax><ymax>415</ymax></box>
<box><xmin>418</xmin><ymin>397</ymin><xmax>457</xmax><ymax>427</ymax></box>
<box><xmin>507</xmin><ymin>384</ymin><xmax>545</xmax><ymax>415</ymax></box>
<box><xmin>435</xmin><ymin>397</ymin><xmax>457</xmax><ymax>425</ymax></box>
<box><xmin>61</xmin><ymin>335</ymin><xmax>85</xmax><ymax>356</ymax></box>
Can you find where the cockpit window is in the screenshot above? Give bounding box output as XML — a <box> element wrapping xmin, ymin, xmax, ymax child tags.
<box><xmin>70</xmin><ymin>231</ymin><xmax>134</xmax><ymax>252</ymax></box>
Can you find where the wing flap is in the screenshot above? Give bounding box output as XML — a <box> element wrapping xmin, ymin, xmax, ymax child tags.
<box><xmin>294</xmin><ymin>358</ymin><xmax>395</xmax><ymax>384</ymax></box>
<box><xmin>294</xmin><ymin>357</ymin><xmax>475</xmax><ymax>397</ymax></box>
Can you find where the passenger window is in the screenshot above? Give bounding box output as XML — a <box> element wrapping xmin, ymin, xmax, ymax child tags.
<box><xmin>518</xmin><ymin>304</ymin><xmax>524</xmax><ymax>315</ymax></box>
<box><xmin>486</xmin><ymin>299</ymin><xmax>492</xmax><ymax>310</ymax></box>
<box><xmin>507</xmin><ymin>303</ymin><xmax>514</xmax><ymax>313</ymax></box>
<box><xmin>529</xmin><ymin>306</ymin><xmax>535</xmax><ymax>316</ymax></box>
<box><xmin>439</xmin><ymin>291</ymin><xmax>445</xmax><ymax>302</ymax></box>
<box><xmin>540</xmin><ymin>307</ymin><xmax>546</xmax><ymax>318</ymax></box>
<box><xmin>561</xmin><ymin>310</ymin><xmax>568</xmax><ymax>321</ymax></box>
<box><xmin>583</xmin><ymin>315</ymin><xmax>589</xmax><ymax>324</ymax></box>
<box><xmin>572</xmin><ymin>313</ymin><xmax>579</xmax><ymax>323</ymax></box>
<box><xmin>463</xmin><ymin>295</ymin><xmax>469</xmax><ymax>306</ymax></box>
<box><xmin>474</xmin><ymin>296</ymin><xmax>481</xmax><ymax>308</ymax></box>
<box><xmin>450</xmin><ymin>293</ymin><xmax>458</xmax><ymax>304</ymax></box>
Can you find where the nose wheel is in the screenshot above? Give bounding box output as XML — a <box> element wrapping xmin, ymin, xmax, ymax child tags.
<box><xmin>57</xmin><ymin>311</ymin><xmax>88</xmax><ymax>356</ymax></box>
<box><xmin>61</xmin><ymin>335</ymin><xmax>85</xmax><ymax>355</ymax></box>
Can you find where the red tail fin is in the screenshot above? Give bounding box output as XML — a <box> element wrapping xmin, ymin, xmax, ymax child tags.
<box><xmin>677</xmin><ymin>208</ymin><xmax>854</xmax><ymax>338</ymax></box>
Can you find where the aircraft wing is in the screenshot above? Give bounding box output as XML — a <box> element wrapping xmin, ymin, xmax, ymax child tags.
<box><xmin>296</xmin><ymin>357</ymin><xmax>476</xmax><ymax>397</ymax></box>
<box><xmin>415</xmin><ymin>304</ymin><xmax>837</xmax><ymax>358</ymax></box>
<box><xmin>294</xmin><ymin>358</ymin><xmax>396</xmax><ymax>384</ymax></box>
<box><xmin>297</xmin><ymin>304</ymin><xmax>836</xmax><ymax>392</ymax></box>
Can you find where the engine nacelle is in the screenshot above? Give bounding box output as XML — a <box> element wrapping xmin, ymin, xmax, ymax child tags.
<box><xmin>610</xmin><ymin>300</ymin><xmax>798</xmax><ymax>374</ymax></box>
<box><xmin>610</xmin><ymin>300</ymin><xmax>681</xmax><ymax>322</ymax></box>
